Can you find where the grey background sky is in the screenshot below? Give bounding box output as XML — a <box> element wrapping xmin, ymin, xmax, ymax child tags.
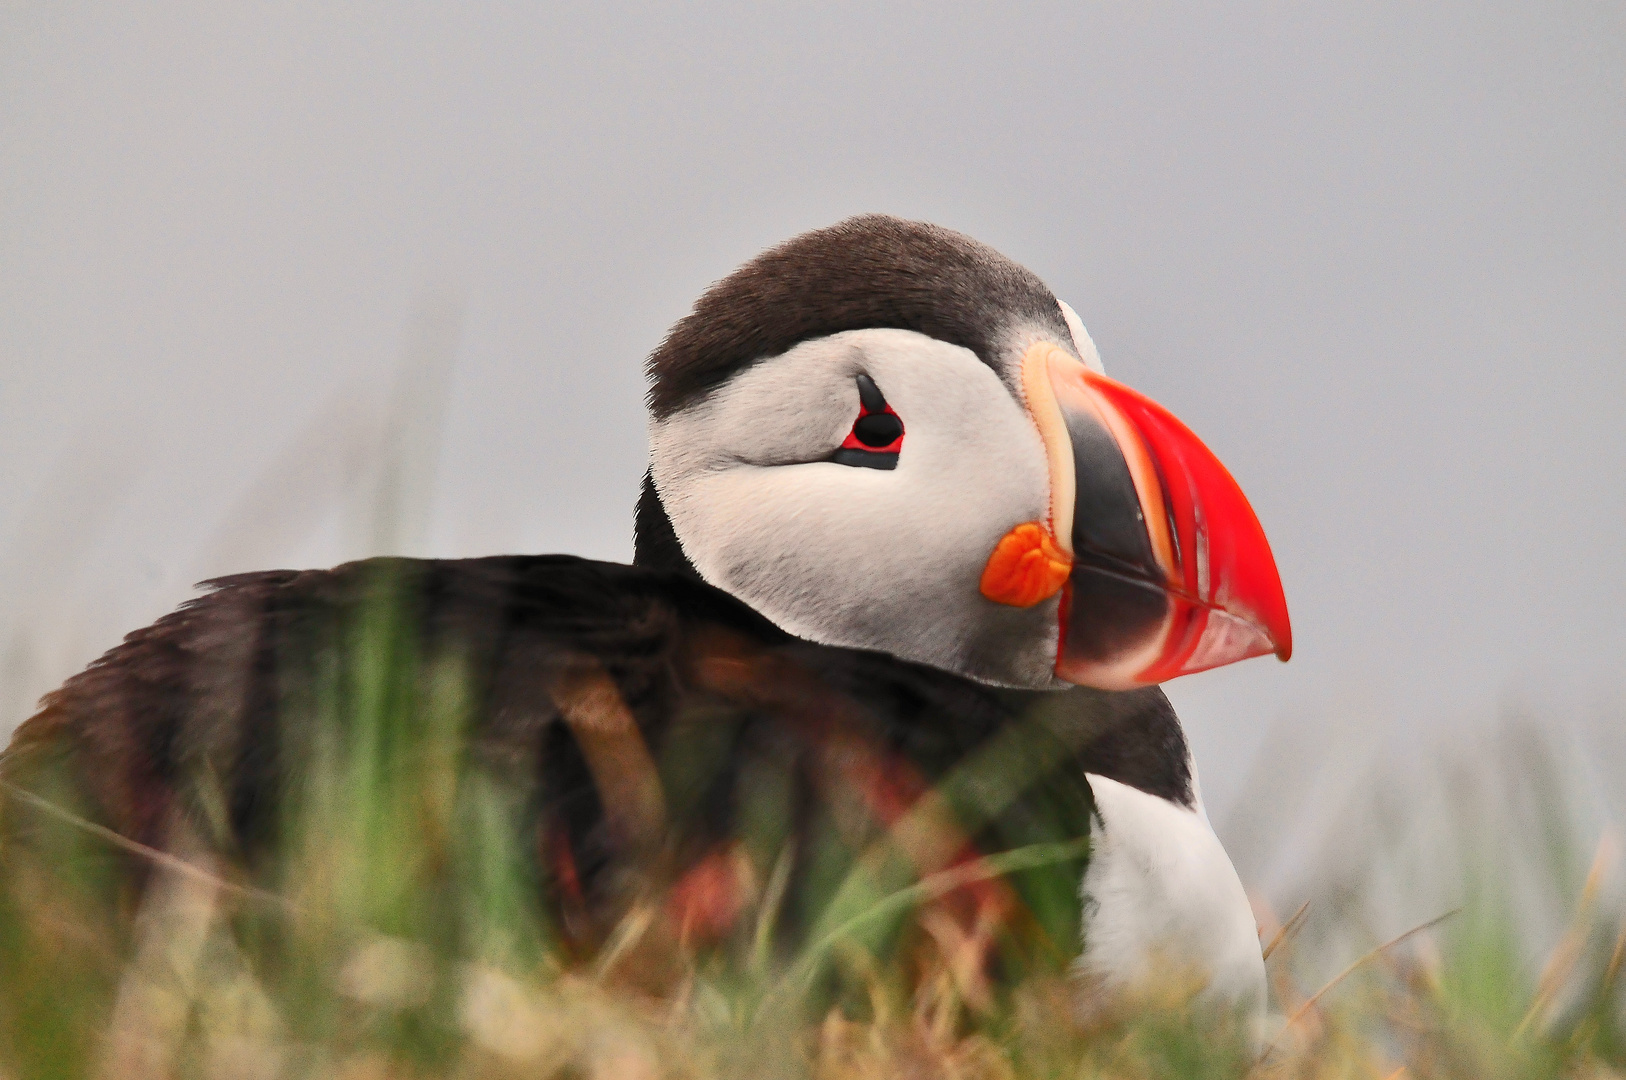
<box><xmin>3</xmin><ymin>3</ymin><xmax>1623</xmax><ymax>896</ymax></box>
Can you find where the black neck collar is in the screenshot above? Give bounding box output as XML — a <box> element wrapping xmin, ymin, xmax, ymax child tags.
<box><xmin>633</xmin><ymin>470</ymin><xmax>704</xmax><ymax>580</ymax></box>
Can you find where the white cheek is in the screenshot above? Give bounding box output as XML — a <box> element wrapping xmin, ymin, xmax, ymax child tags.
<box><xmin>651</xmin><ymin>328</ymin><xmax>1062</xmax><ymax>687</ymax></box>
<box><xmin>668</xmin><ymin>350</ymin><xmax>854</xmax><ymax>467</ymax></box>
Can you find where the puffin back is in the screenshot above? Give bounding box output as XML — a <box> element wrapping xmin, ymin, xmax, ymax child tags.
<box><xmin>1</xmin><ymin>556</ymin><xmax>1184</xmax><ymax>973</ymax></box>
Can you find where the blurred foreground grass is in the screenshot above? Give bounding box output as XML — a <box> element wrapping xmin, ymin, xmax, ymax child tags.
<box><xmin>0</xmin><ymin>577</ymin><xmax>1622</xmax><ymax>1080</ymax></box>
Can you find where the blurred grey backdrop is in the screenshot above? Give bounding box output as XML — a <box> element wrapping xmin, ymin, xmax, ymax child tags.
<box><xmin>3</xmin><ymin>2</ymin><xmax>1623</xmax><ymax>928</ymax></box>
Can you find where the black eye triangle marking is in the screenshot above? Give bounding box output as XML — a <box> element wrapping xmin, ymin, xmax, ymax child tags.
<box><xmin>833</xmin><ymin>374</ymin><xmax>904</xmax><ymax>470</ymax></box>
<box><xmin>855</xmin><ymin>373</ymin><xmax>888</xmax><ymax>414</ymax></box>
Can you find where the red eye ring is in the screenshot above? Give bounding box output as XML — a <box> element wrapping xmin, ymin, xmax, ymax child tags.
<box><xmin>833</xmin><ymin>374</ymin><xmax>903</xmax><ymax>470</ymax></box>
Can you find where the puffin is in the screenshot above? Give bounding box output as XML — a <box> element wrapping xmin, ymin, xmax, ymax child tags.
<box><xmin>0</xmin><ymin>215</ymin><xmax>1290</xmax><ymax>1017</ymax></box>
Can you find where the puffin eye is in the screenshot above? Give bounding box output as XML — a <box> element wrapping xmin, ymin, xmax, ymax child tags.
<box><xmin>832</xmin><ymin>373</ymin><xmax>904</xmax><ymax>470</ymax></box>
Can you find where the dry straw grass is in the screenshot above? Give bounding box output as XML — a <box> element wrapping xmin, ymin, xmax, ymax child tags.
<box><xmin>4</xmin><ymin>760</ymin><xmax>1622</xmax><ymax>1078</ymax></box>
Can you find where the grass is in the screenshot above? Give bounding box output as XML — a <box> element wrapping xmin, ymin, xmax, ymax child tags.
<box><xmin>0</xmin><ymin>572</ymin><xmax>1622</xmax><ymax>1080</ymax></box>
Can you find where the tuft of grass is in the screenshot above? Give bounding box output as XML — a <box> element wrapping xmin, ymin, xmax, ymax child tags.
<box><xmin>0</xmin><ymin>571</ymin><xmax>1622</xmax><ymax>1080</ymax></box>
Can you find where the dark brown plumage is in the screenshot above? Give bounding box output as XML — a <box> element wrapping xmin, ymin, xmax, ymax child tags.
<box><xmin>1</xmin><ymin>555</ymin><xmax>1188</xmax><ymax>957</ymax></box>
<box><xmin>647</xmin><ymin>215</ymin><xmax>1071</xmax><ymax>419</ymax></box>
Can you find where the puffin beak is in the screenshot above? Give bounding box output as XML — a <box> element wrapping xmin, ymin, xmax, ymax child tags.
<box><xmin>985</xmin><ymin>342</ymin><xmax>1292</xmax><ymax>690</ymax></box>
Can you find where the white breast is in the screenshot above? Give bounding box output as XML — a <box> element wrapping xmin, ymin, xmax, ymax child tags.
<box><xmin>1075</xmin><ymin>772</ymin><xmax>1266</xmax><ymax>1016</ymax></box>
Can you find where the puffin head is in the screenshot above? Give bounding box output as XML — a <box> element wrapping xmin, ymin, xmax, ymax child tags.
<box><xmin>639</xmin><ymin>215</ymin><xmax>1291</xmax><ymax>691</ymax></box>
